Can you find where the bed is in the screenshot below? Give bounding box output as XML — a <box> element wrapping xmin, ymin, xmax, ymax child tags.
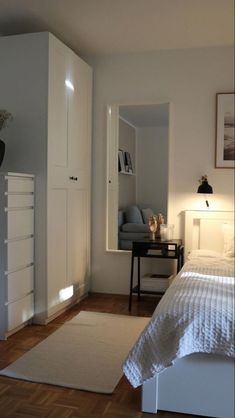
<box><xmin>123</xmin><ymin>210</ymin><xmax>235</xmax><ymax>418</ymax></box>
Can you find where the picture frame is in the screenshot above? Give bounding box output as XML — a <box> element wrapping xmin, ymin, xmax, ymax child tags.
<box><xmin>215</xmin><ymin>92</ymin><xmax>235</xmax><ymax>168</ymax></box>
<box><xmin>118</xmin><ymin>149</ymin><xmax>125</xmax><ymax>172</ymax></box>
<box><xmin>124</xmin><ymin>151</ymin><xmax>133</xmax><ymax>173</ymax></box>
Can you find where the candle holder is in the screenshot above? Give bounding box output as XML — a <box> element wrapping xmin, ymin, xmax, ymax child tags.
<box><xmin>160</xmin><ymin>224</ymin><xmax>174</xmax><ymax>241</ymax></box>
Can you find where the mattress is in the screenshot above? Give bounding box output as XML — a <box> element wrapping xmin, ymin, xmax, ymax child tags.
<box><xmin>123</xmin><ymin>256</ymin><xmax>235</xmax><ymax>388</ymax></box>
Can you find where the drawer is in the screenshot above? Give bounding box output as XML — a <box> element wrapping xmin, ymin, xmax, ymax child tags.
<box><xmin>7</xmin><ymin>237</ymin><xmax>34</xmax><ymax>272</ymax></box>
<box><xmin>7</xmin><ymin>265</ymin><xmax>34</xmax><ymax>302</ymax></box>
<box><xmin>8</xmin><ymin>294</ymin><xmax>34</xmax><ymax>331</ymax></box>
<box><xmin>7</xmin><ymin>209</ymin><xmax>34</xmax><ymax>240</ymax></box>
<box><xmin>7</xmin><ymin>194</ymin><xmax>34</xmax><ymax>208</ymax></box>
<box><xmin>7</xmin><ymin>178</ymin><xmax>34</xmax><ymax>193</ymax></box>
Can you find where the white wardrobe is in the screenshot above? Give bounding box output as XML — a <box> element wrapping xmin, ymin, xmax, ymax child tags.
<box><xmin>0</xmin><ymin>32</ymin><xmax>92</xmax><ymax>324</ymax></box>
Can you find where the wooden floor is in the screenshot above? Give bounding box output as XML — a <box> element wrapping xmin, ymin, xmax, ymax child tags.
<box><xmin>0</xmin><ymin>293</ymin><xmax>202</xmax><ymax>418</ymax></box>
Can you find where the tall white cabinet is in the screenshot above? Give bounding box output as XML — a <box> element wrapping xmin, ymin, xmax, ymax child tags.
<box><xmin>0</xmin><ymin>32</ymin><xmax>92</xmax><ymax>323</ymax></box>
<box><xmin>46</xmin><ymin>35</ymin><xmax>92</xmax><ymax>320</ymax></box>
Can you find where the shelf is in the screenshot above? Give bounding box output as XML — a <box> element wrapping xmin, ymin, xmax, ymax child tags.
<box><xmin>119</xmin><ymin>171</ymin><xmax>135</xmax><ymax>176</ymax></box>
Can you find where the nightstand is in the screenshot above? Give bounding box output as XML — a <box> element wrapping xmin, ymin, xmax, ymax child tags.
<box><xmin>129</xmin><ymin>239</ymin><xmax>184</xmax><ymax>311</ymax></box>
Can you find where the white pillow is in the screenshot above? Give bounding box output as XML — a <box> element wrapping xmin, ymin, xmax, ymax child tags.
<box><xmin>223</xmin><ymin>223</ymin><xmax>235</xmax><ymax>258</ymax></box>
<box><xmin>188</xmin><ymin>249</ymin><xmax>222</xmax><ymax>260</ymax></box>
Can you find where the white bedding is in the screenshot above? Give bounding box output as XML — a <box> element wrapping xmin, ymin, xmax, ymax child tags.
<box><xmin>123</xmin><ymin>256</ymin><xmax>235</xmax><ymax>388</ymax></box>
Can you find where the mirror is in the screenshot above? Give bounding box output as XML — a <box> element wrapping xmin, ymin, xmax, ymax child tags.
<box><xmin>106</xmin><ymin>102</ymin><xmax>170</xmax><ymax>251</ymax></box>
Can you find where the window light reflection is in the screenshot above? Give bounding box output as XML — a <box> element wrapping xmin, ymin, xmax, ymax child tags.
<box><xmin>59</xmin><ymin>285</ymin><xmax>74</xmax><ymax>302</ymax></box>
<box><xmin>65</xmin><ymin>79</ymin><xmax>74</xmax><ymax>91</ymax></box>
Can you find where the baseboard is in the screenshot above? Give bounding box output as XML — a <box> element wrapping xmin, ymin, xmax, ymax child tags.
<box><xmin>33</xmin><ymin>284</ymin><xmax>88</xmax><ymax>325</ymax></box>
<box><xmin>44</xmin><ymin>293</ymin><xmax>88</xmax><ymax>324</ymax></box>
<box><xmin>4</xmin><ymin>318</ymin><xmax>33</xmax><ymax>339</ymax></box>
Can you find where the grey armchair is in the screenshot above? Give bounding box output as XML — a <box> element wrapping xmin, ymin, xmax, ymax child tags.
<box><xmin>118</xmin><ymin>205</ymin><xmax>153</xmax><ymax>250</ymax></box>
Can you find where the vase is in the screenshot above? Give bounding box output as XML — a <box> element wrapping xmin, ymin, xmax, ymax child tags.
<box><xmin>0</xmin><ymin>139</ymin><xmax>5</xmax><ymax>167</ymax></box>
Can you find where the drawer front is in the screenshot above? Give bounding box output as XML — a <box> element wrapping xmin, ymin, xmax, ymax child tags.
<box><xmin>7</xmin><ymin>238</ymin><xmax>34</xmax><ymax>272</ymax></box>
<box><xmin>7</xmin><ymin>178</ymin><xmax>34</xmax><ymax>193</ymax></box>
<box><xmin>7</xmin><ymin>194</ymin><xmax>34</xmax><ymax>208</ymax></box>
<box><xmin>7</xmin><ymin>265</ymin><xmax>34</xmax><ymax>302</ymax></box>
<box><xmin>8</xmin><ymin>294</ymin><xmax>34</xmax><ymax>331</ymax></box>
<box><xmin>7</xmin><ymin>209</ymin><xmax>34</xmax><ymax>240</ymax></box>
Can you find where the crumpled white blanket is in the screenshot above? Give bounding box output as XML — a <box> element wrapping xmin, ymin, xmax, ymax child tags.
<box><xmin>123</xmin><ymin>257</ymin><xmax>235</xmax><ymax>388</ymax></box>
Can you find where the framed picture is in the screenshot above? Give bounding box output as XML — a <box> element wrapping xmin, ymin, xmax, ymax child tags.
<box><xmin>124</xmin><ymin>151</ymin><xmax>133</xmax><ymax>173</ymax></box>
<box><xmin>215</xmin><ymin>92</ymin><xmax>235</xmax><ymax>168</ymax></box>
<box><xmin>118</xmin><ymin>149</ymin><xmax>125</xmax><ymax>172</ymax></box>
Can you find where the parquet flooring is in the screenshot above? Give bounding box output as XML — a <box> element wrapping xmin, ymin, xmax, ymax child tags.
<box><xmin>0</xmin><ymin>293</ymin><xmax>202</xmax><ymax>417</ymax></box>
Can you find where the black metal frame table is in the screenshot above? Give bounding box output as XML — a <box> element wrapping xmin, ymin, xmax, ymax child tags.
<box><xmin>129</xmin><ymin>238</ymin><xmax>184</xmax><ymax>311</ymax></box>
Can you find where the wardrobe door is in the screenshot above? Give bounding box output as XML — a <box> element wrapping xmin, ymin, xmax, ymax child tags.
<box><xmin>67</xmin><ymin>53</ymin><xmax>91</xmax><ymax>292</ymax></box>
<box><xmin>47</xmin><ymin>188</ymin><xmax>67</xmax><ymax>316</ymax></box>
<box><xmin>67</xmin><ymin>188</ymin><xmax>89</xmax><ymax>291</ymax></box>
<box><xmin>68</xmin><ymin>53</ymin><xmax>90</xmax><ymax>176</ymax></box>
<box><xmin>48</xmin><ymin>39</ymin><xmax>68</xmax><ymax>170</ymax></box>
<box><xmin>47</xmin><ymin>36</ymin><xmax>69</xmax><ymax>316</ymax></box>
<box><xmin>48</xmin><ymin>36</ymin><xmax>69</xmax><ymax>191</ymax></box>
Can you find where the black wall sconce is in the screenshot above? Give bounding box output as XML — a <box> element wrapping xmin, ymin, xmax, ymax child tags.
<box><xmin>197</xmin><ymin>175</ymin><xmax>213</xmax><ymax>207</ymax></box>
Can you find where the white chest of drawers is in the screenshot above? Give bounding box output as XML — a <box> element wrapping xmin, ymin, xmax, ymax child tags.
<box><xmin>0</xmin><ymin>172</ymin><xmax>34</xmax><ymax>339</ymax></box>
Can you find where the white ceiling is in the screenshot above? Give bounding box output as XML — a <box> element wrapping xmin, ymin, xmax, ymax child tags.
<box><xmin>0</xmin><ymin>0</ymin><xmax>233</xmax><ymax>56</ymax></box>
<box><xmin>119</xmin><ymin>104</ymin><xmax>169</xmax><ymax>128</ymax></box>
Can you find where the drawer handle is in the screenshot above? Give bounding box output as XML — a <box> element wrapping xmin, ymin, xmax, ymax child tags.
<box><xmin>69</xmin><ymin>176</ymin><xmax>78</xmax><ymax>181</ymax></box>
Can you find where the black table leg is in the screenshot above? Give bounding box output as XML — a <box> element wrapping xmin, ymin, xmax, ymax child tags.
<box><xmin>181</xmin><ymin>246</ymin><xmax>184</xmax><ymax>268</ymax></box>
<box><xmin>137</xmin><ymin>256</ymin><xmax>141</xmax><ymax>300</ymax></box>
<box><xmin>129</xmin><ymin>254</ymin><xmax>134</xmax><ymax>312</ymax></box>
<box><xmin>177</xmin><ymin>246</ymin><xmax>184</xmax><ymax>272</ymax></box>
<box><xmin>177</xmin><ymin>248</ymin><xmax>180</xmax><ymax>273</ymax></box>
<box><xmin>128</xmin><ymin>242</ymin><xmax>184</xmax><ymax>310</ymax></box>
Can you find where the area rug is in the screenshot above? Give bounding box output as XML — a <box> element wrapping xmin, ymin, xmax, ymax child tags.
<box><xmin>0</xmin><ymin>311</ymin><xmax>149</xmax><ymax>393</ymax></box>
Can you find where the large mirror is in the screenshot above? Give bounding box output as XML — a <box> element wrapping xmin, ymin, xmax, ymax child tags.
<box><xmin>106</xmin><ymin>102</ymin><xmax>170</xmax><ymax>251</ymax></box>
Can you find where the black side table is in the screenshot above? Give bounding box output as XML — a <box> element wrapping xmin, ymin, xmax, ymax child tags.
<box><xmin>129</xmin><ymin>239</ymin><xmax>184</xmax><ymax>311</ymax></box>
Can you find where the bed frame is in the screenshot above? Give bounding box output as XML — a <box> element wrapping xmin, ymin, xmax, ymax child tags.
<box><xmin>141</xmin><ymin>210</ymin><xmax>234</xmax><ymax>418</ymax></box>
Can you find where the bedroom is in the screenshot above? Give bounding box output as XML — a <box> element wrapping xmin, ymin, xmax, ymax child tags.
<box><xmin>0</xmin><ymin>1</ymin><xmax>234</xmax><ymax>417</ymax></box>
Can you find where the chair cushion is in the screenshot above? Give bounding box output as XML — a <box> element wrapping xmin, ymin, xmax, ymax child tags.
<box><xmin>125</xmin><ymin>206</ymin><xmax>143</xmax><ymax>224</ymax></box>
<box><xmin>141</xmin><ymin>208</ymin><xmax>154</xmax><ymax>224</ymax></box>
<box><xmin>121</xmin><ymin>223</ymin><xmax>149</xmax><ymax>233</ymax></box>
<box><xmin>119</xmin><ymin>231</ymin><xmax>149</xmax><ymax>240</ymax></box>
<box><xmin>119</xmin><ymin>240</ymin><xmax>133</xmax><ymax>250</ymax></box>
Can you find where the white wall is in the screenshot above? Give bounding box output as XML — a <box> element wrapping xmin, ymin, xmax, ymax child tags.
<box><xmin>0</xmin><ymin>33</ymin><xmax>49</xmax><ymax>313</ymax></box>
<box><xmin>136</xmin><ymin>126</ymin><xmax>168</xmax><ymax>215</ymax></box>
<box><xmin>87</xmin><ymin>46</ymin><xmax>234</xmax><ymax>294</ymax></box>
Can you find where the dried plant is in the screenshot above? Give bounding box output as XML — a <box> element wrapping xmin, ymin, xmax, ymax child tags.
<box><xmin>0</xmin><ymin>110</ymin><xmax>13</xmax><ymax>131</ymax></box>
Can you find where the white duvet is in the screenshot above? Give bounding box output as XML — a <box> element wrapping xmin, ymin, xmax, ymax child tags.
<box><xmin>123</xmin><ymin>256</ymin><xmax>235</xmax><ymax>388</ymax></box>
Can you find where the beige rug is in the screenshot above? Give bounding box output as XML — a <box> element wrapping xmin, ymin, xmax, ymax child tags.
<box><xmin>0</xmin><ymin>311</ymin><xmax>149</xmax><ymax>393</ymax></box>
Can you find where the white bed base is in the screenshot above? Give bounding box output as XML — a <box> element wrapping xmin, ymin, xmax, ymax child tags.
<box><xmin>142</xmin><ymin>210</ymin><xmax>235</xmax><ymax>418</ymax></box>
<box><xmin>142</xmin><ymin>354</ymin><xmax>234</xmax><ymax>418</ymax></box>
